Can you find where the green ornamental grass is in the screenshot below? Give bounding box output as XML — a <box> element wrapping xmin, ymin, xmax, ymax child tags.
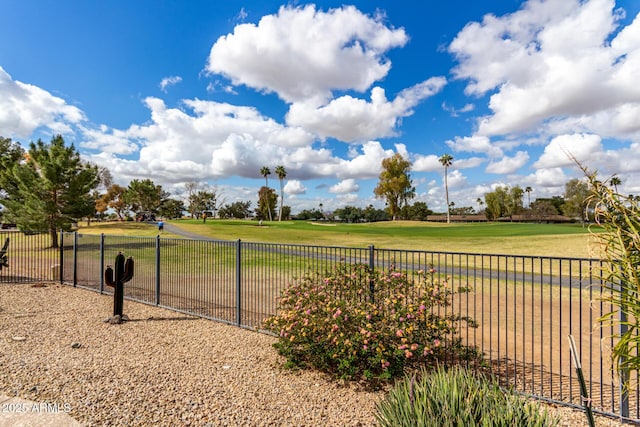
<box><xmin>375</xmin><ymin>366</ymin><xmax>559</xmax><ymax>427</ymax></box>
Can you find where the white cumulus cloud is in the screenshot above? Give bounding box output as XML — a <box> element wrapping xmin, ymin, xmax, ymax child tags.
<box><xmin>0</xmin><ymin>66</ymin><xmax>85</xmax><ymax>139</ymax></box>
<box><xmin>449</xmin><ymin>0</ymin><xmax>640</xmax><ymax>138</ymax></box>
<box><xmin>329</xmin><ymin>179</ymin><xmax>360</xmax><ymax>194</ymax></box>
<box><xmin>284</xmin><ymin>180</ymin><xmax>306</xmax><ymax>195</ymax></box>
<box><xmin>286</xmin><ymin>78</ymin><xmax>446</xmax><ymax>142</ymax></box>
<box><xmin>486</xmin><ymin>150</ymin><xmax>529</xmax><ymax>174</ymax></box>
<box><xmin>533</xmin><ymin>133</ymin><xmax>603</xmax><ymax>168</ymax></box>
<box><xmin>445</xmin><ymin>135</ymin><xmax>503</xmax><ymax>158</ymax></box>
<box><xmin>206</xmin><ymin>4</ymin><xmax>408</xmax><ymax>104</ymax></box>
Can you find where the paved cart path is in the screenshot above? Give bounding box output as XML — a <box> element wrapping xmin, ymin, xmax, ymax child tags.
<box><xmin>160</xmin><ymin>222</ymin><xmax>221</xmax><ymax>241</ymax></box>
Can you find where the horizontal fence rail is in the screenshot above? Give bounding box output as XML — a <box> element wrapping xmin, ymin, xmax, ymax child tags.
<box><xmin>1</xmin><ymin>229</ymin><xmax>638</xmax><ymax>423</ymax></box>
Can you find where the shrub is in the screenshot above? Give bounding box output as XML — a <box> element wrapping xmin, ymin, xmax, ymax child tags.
<box><xmin>263</xmin><ymin>263</ymin><xmax>476</xmax><ymax>382</ymax></box>
<box><xmin>375</xmin><ymin>365</ymin><xmax>559</xmax><ymax>427</ymax></box>
<box><xmin>585</xmin><ymin>171</ymin><xmax>640</xmax><ymax>379</ymax></box>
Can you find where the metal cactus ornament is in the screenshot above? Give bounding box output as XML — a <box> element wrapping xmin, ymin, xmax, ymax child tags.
<box><xmin>104</xmin><ymin>252</ymin><xmax>134</xmax><ymax>324</ymax></box>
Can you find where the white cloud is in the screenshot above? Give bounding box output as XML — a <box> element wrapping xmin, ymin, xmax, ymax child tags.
<box><xmin>206</xmin><ymin>4</ymin><xmax>408</xmax><ymax>104</ymax></box>
<box><xmin>413</xmin><ymin>152</ymin><xmax>486</xmax><ymax>173</ymax></box>
<box><xmin>446</xmin><ymin>169</ymin><xmax>467</xmax><ymax>189</ymax></box>
<box><xmin>334</xmin><ymin>141</ymin><xmax>395</xmax><ymax>179</ymax></box>
<box><xmin>0</xmin><ymin>66</ymin><xmax>85</xmax><ymax>139</ymax></box>
<box><xmin>449</xmin><ymin>0</ymin><xmax>640</xmax><ymax>138</ymax></box>
<box><xmin>286</xmin><ymin>78</ymin><xmax>446</xmax><ymax>142</ymax></box>
<box><xmin>454</xmin><ymin>157</ymin><xmax>485</xmax><ymax>169</ymax></box>
<box><xmin>97</xmin><ymin>119</ymin><xmax>403</xmax><ymax>185</ymax></box>
<box><xmin>531</xmin><ymin>167</ymin><xmax>568</xmax><ymax>188</ymax></box>
<box><xmin>486</xmin><ymin>150</ymin><xmax>529</xmax><ymax>174</ymax></box>
<box><xmin>77</xmin><ymin>96</ymin><xmax>353</xmax><ymax>184</ymax></box>
<box><xmin>159</xmin><ymin>76</ymin><xmax>182</xmax><ymax>92</ymax></box>
<box><xmin>442</xmin><ymin>102</ymin><xmax>475</xmax><ymax>117</ymax></box>
<box><xmin>284</xmin><ymin>180</ymin><xmax>306</xmax><ymax>195</ymax></box>
<box><xmin>329</xmin><ymin>179</ymin><xmax>360</xmax><ymax>194</ymax></box>
<box><xmin>335</xmin><ymin>193</ymin><xmax>360</xmax><ymax>204</ymax></box>
<box><xmin>533</xmin><ymin>133</ymin><xmax>603</xmax><ymax>168</ymax></box>
<box><xmin>412</xmin><ymin>154</ymin><xmax>441</xmax><ymax>172</ymax></box>
<box><xmin>445</xmin><ymin>135</ymin><xmax>503</xmax><ymax>157</ymax></box>
<box><xmin>79</xmin><ymin>124</ymin><xmax>139</xmax><ymax>155</ymax></box>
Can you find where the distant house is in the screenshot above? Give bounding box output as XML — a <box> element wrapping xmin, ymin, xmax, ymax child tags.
<box><xmin>496</xmin><ymin>214</ymin><xmax>572</xmax><ymax>223</ymax></box>
<box><xmin>425</xmin><ymin>213</ymin><xmax>572</xmax><ymax>223</ymax></box>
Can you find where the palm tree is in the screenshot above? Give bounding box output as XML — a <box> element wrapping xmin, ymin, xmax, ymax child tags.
<box><xmin>476</xmin><ymin>197</ymin><xmax>484</xmax><ymax>213</ymax></box>
<box><xmin>260</xmin><ymin>166</ymin><xmax>273</xmax><ymax>221</ymax></box>
<box><xmin>275</xmin><ymin>165</ymin><xmax>287</xmax><ymax>221</ymax></box>
<box><xmin>525</xmin><ymin>186</ymin><xmax>532</xmax><ymax>208</ymax></box>
<box><xmin>439</xmin><ymin>154</ymin><xmax>454</xmax><ymax>223</ymax></box>
<box><xmin>610</xmin><ymin>176</ymin><xmax>621</xmax><ymax>193</ymax></box>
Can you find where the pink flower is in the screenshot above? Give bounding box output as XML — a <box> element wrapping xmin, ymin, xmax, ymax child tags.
<box><xmin>434</xmin><ymin>339</ymin><xmax>441</xmax><ymax>347</ymax></box>
<box><xmin>396</xmin><ymin>330</ymin><xmax>404</xmax><ymax>337</ymax></box>
<box><xmin>363</xmin><ymin>345</ymin><xmax>368</xmax><ymax>351</ymax></box>
<box><xmin>405</xmin><ymin>350</ymin><xmax>413</xmax><ymax>358</ymax></box>
<box><xmin>411</xmin><ymin>343</ymin><xmax>418</xmax><ymax>351</ymax></box>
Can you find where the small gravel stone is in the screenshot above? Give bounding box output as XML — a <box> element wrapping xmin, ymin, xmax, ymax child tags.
<box><xmin>0</xmin><ymin>284</ymin><xmax>627</xmax><ymax>426</ymax></box>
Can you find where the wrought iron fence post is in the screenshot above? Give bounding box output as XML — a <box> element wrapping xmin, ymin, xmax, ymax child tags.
<box><xmin>620</xmin><ymin>290</ymin><xmax>629</xmax><ymax>419</ymax></box>
<box><xmin>58</xmin><ymin>230</ymin><xmax>64</xmax><ymax>284</ymax></box>
<box><xmin>73</xmin><ymin>232</ymin><xmax>78</xmax><ymax>287</ymax></box>
<box><xmin>236</xmin><ymin>239</ymin><xmax>242</xmax><ymax>327</ymax></box>
<box><xmin>155</xmin><ymin>235</ymin><xmax>161</xmax><ymax>305</ymax></box>
<box><xmin>99</xmin><ymin>234</ymin><xmax>105</xmax><ymax>294</ymax></box>
<box><xmin>369</xmin><ymin>244</ymin><xmax>375</xmax><ymax>303</ymax></box>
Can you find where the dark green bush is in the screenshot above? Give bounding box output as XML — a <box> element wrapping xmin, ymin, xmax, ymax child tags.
<box><xmin>375</xmin><ymin>366</ymin><xmax>558</xmax><ymax>427</ymax></box>
<box><xmin>263</xmin><ymin>263</ymin><xmax>476</xmax><ymax>382</ymax></box>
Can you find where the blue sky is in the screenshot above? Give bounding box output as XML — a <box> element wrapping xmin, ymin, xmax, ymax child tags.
<box><xmin>1</xmin><ymin>0</ymin><xmax>639</xmax><ymax>214</ymax></box>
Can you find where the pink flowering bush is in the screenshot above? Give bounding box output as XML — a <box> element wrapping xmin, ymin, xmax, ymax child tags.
<box><xmin>263</xmin><ymin>263</ymin><xmax>477</xmax><ymax>382</ymax></box>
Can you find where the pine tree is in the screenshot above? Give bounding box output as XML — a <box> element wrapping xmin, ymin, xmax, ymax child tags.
<box><xmin>2</xmin><ymin>135</ymin><xmax>99</xmax><ymax>247</ymax></box>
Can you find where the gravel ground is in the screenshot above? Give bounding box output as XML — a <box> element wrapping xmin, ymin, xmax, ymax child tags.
<box><xmin>0</xmin><ymin>283</ymin><xmax>627</xmax><ymax>426</ymax></box>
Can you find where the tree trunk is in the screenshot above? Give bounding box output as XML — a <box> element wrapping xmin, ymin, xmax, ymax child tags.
<box><xmin>445</xmin><ymin>169</ymin><xmax>450</xmax><ymax>224</ymax></box>
<box><xmin>49</xmin><ymin>227</ymin><xmax>59</xmax><ymax>249</ymax></box>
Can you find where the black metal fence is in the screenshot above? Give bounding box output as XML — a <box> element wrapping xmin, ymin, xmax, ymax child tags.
<box><xmin>1</xmin><ymin>229</ymin><xmax>638</xmax><ymax>422</ymax></box>
<box><xmin>0</xmin><ymin>230</ymin><xmax>58</xmax><ymax>283</ymax></box>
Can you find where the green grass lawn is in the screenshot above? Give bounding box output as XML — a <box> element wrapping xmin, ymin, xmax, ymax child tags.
<box><xmin>79</xmin><ymin>219</ymin><xmax>603</xmax><ymax>258</ymax></box>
